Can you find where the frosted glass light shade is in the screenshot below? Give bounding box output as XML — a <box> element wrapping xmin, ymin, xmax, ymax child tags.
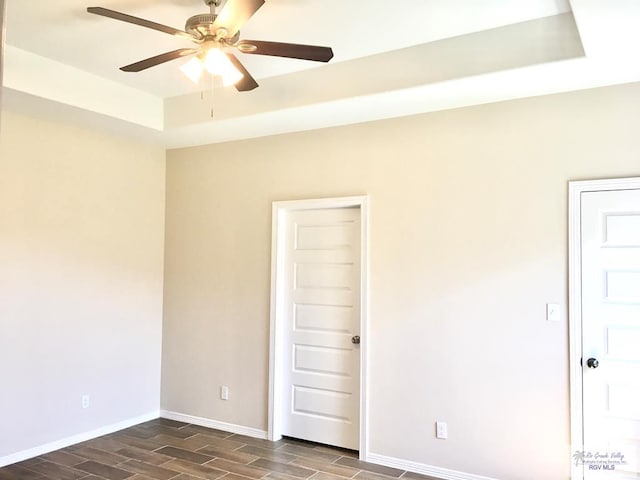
<box><xmin>204</xmin><ymin>49</ymin><xmax>244</xmax><ymax>86</ymax></box>
<box><xmin>180</xmin><ymin>50</ymin><xmax>243</xmax><ymax>86</ymax></box>
<box><xmin>180</xmin><ymin>57</ymin><xmax>204</xmax><ymax>84</ymax></box>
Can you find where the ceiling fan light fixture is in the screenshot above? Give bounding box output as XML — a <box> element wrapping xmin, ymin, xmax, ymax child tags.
<box><xmin>180</xmin><ymin>57</ymin><xmax>204</xmax><ymax>83</ymax></box>
<box><xmin>180</xmin><ymin>49</ymin><xmax>243</xmax><ymax>86</ymax></box>
<box><xmin>204</xmin><ymin>48</ymin><xmax>244</xmax><ymax>86</ymax></box>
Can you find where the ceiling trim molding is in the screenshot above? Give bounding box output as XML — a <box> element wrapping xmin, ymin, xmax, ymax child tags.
<box><xmin>3</xmin><ymin>45</ymin><xmax>163</xmax><ymax>130</ymax></box>
<box><xmin>3</xmin><ymin>2</ymin><xmax>640</xmax><ymax>148</ymax></box>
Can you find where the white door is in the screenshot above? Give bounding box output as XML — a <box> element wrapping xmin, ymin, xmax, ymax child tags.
<box><xmin>581</xmin><ymin>189</ymin><xmax>640</xmax><ymax>479</ymax></box>
<box><xmin>280</xmin><ymin>206</ymin><xmax>361</xmax><ymax>450</ymax></box>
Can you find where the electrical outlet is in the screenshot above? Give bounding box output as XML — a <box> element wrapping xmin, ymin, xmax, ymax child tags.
<box><xmin>220</xmin><ymin>385</ymin><xmax>229</xmax><ymax>401</ymax></box>
<box><xmin>81</xmin><ymin>394</ymin><xmax>90</xmax><ymax>409</ymax></box>
<box><xmin>436</xmin><ymin>421</ymin><xmax>448</xmax><ymax>439</ymax></box>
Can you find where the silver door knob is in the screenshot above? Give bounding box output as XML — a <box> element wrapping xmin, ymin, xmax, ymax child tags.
<box><xmin>351</xmin><ymin>335</ymin><xmax>361</xmax><ymax>345</ymax></box>
<box><xmin>586</xmin><ymin>357</ymin><xmax>599</xmax><ymax>369</ymax></box>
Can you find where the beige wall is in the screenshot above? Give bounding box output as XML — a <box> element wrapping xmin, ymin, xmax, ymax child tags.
<box><xmin>163</xmin><ymin>82</ymin><xmax>640</xmax><ymax>480</ymax></box>
<box><xmin>0</xmin><ymin>111</ymin><xmax>166</xmax><ymax>458</ymax></box>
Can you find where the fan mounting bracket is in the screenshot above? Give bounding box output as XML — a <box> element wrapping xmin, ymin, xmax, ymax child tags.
<box><xmin>185</xmin><ymin>13</ymin><xmax>239</xmax><ymax>43</ymax></box>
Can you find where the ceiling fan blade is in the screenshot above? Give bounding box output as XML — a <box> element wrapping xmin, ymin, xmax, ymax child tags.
<box><xmin>237</xmin><ymin>40</ymin><xmax>334</xmax><ymax>62</ymax></box>
<box><xmin>87</xmin><ymin>7</ymin><xmax>193</xmax><ymax>40</ymax></box>
<box><xmin>213</xmin><ymin>0</ymin><xmax>265</xmax><ymax>38</ymax></box>
<box><xmin>120</xmin><ymin>48</ymin><xmax>198</xmax><ymax>72</ymax></box>
<box><xmin>226</xmin><ymin>54</ymin><xmax>259</xmax><ymax>92</ymax></box>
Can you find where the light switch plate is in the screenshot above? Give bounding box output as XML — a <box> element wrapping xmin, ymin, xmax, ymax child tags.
<box><xmin>546</xmin><ymin>303</ymin><xmax>561</xmax><ymax>322</ymax></box>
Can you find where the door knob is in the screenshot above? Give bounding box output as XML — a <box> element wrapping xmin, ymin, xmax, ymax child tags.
<box><xmin>351</xmin><ymin>335</ymin><xmax>361</xmax><ymax>345</ymax></box>
<box><xmin>586</xmin><ymin>357</ymin><xmax>599</xmax><ymax>369</ymax></box>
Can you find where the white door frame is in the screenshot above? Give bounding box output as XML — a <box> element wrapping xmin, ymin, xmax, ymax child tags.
<box><xmin>1</xmin><ymin>0</ymin><xmax>6</xmax><ymax>125</ymax></box>
<box><xmin>568</xmin><ymin>176</ymin><xmax>640</xmax><ymax>480</ymax></box>
<box><xmin>268</xmin><ymin>196</ymin><xmax>369</xmax><ymax>459</ymax></box>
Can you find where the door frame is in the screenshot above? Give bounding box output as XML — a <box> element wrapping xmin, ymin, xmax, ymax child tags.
<box><xmin>1</xmin><ymin>0</ymin><xmax>5</xmax><ymax>126</ymax></box>
<box><xmin>568</xmin><ymin>176</ymin><xmax>640</xmax><ymax>479</ymax></box>
<box><xmin>268</xmin><ymin>195</ymin><xmax>369</xmax><ymax>458</ymax></box>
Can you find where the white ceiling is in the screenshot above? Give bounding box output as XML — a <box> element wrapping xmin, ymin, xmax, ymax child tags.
<box><xmin>3</xmin><ymin>0</ymin><xmax>640</xmax><ymax>147</ymax></box>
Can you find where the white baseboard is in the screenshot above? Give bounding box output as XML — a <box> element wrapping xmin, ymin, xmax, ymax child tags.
<box><xmin>158</xmin><ymin>412</ymin><xmax>495</xmax><ymax>480</ymax></box>
<box><xmin>365</xmin><ymin>452</ymin><xmax>500</xmax><ymax>480</ymax></box>
<box><xmin>160</xmin><ymin>410</ymin><xmax>268</xmax><ymax>440</ymax></box>
<box><xmin>0</xmin><ymin>408</ymin><xmax>494</xmax><ymax>480</ymax></box>
<box><xmin>0</xmin><ymin>410</ymin><xmax>159</xmax><ymax>468</ymax></box>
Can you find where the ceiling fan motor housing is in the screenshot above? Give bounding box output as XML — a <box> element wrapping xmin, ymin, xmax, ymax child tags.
<box><xmin>185</xmin><ymin>13</ymin><xmax>239</xmax><ymax>43</ymax></box>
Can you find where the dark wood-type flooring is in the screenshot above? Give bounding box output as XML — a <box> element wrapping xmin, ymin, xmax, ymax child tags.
<box><xmin>0</xmin><ymin>419</ymin><xmax>439</xmax><ymax>480</ymax></box>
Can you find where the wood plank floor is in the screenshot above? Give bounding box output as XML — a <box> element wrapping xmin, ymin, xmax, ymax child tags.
<box><xmin>0</xmin><ymin>419</ymin><xmax>439</xmax><ymax>480</ymax></box>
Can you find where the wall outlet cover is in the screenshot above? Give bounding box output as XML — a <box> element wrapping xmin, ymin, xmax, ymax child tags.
<box><xmin>220</xmin><ymin>385</ymin><xmax>229</xmax><ymax>400</ymax></box>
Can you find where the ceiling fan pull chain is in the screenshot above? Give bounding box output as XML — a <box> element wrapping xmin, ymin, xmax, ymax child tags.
<box><xmin>210</xmin><ymin>75</ymin><xmax>215</xmax><ymax>118</ymax></box>
<box><xmin>197</xmin><ymin>75</ymin><xmax>215</xmax><ymax>119</ymax></box>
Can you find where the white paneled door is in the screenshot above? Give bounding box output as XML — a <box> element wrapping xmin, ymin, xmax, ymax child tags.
<box><xmin>581</xmin><ymin>188</ymin><xmax>640</xmax><ymax>479</ymax></box>
<box><xmin>280</xmin><ymin>206</ymin><xmax>361</xmax><ymax>450</ymax></box>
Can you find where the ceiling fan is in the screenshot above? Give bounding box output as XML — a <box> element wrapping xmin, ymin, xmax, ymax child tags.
<box><xmin>87</xmin><ymin>0</ymin><xmax>334</xmax><ymax>92</ymax></box>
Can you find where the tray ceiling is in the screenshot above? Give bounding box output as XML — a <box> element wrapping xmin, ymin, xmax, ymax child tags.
<box><xmin>3</xmin><ymin>0</ymin><xmax>640</xmax><ymax>147</ymax></box>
